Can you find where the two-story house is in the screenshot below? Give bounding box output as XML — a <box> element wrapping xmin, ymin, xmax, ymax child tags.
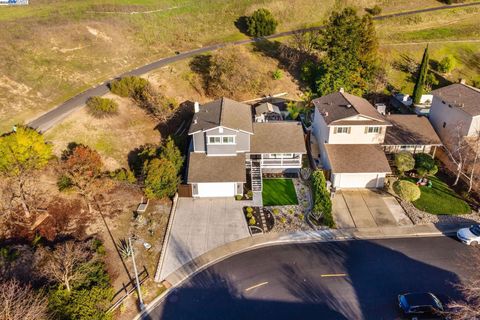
<box><xmin>186</xmin><ymin>97</ymin><xmax>306</xmax><ymax>198</ymax></box>
<box><xmin>429</xmin><ymin>82</ymin><xmax>480</xmax><ymax>146</ymax></box>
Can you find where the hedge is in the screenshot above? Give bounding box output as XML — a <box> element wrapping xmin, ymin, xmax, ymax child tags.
<box><xmin>311</xmin><ymin>170</ymin><xmax>335</xmax><ymax>228</ymax></box>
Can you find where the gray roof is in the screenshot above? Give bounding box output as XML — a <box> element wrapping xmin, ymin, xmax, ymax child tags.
<box><xmin>250</xmin><ymin>122</ymin><xmax>306</xmax><ymax>154</ymax></box>
<box><xmin>187</xmin><ymin>152</ymin><xmax>246</xmax><ymax>183</ymax></box>
<box><xmin>325</xmin><ymin>144</ymin><xmax>391</xmax><ymax>173</ymax></box>
<box><xmin>188</xmin><ymin>97</ymin><xmax>254</xmax><ymax>134</ymax></box>
<box><xmin>384</xmin><ymin>115</ymin><xmax>442</xmax><ymax>146</ymax></box>
<box><xmin>313</xmin><ymin>91</ymin><xmax>388</xmax><ymax>125</ymax></box>
<box><xmin>255</xmin><ymin>102</ymin><xmax>281</xmax><ymax>116</ymax></box>
<box><xmin>431</xmin><ymin>83</ymin><xmax>480</xmax><ymax>117</ymax></box>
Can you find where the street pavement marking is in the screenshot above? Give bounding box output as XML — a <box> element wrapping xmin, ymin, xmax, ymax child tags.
<box><xmin>320</xmin><ymin>273</ymin><xmax>347</xmax><ymax>277</ymax></box>
<box><xmin>245</xmin><ymin>281</ymin><xmax>269</xmax><ymax>291</ymax></box>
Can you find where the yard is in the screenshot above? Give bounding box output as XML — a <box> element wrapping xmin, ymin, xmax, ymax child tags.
<box><xmin>405</xmin><ymin>176</ymin><xmax>471</xmax><ymax>215</ymax></box>
<box><xmin>262</xmin><ymin>178</ymin><xmax>299</xmax><ymax>206</ymax></box>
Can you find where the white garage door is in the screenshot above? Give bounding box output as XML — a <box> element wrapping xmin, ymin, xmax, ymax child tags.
<box><xmin>333</xmin><ymin>173</ymin><xmax>385</xmax><ymax>189</ymax></box>
<box><xmin>196</xmin><ymin>182</ymin><xmax>236</xmax><ymax>197</ymax></box>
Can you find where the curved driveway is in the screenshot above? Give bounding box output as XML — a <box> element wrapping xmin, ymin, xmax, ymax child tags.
<box><xmin>28</xmin><ymin>2</ymin><xmax>480</xmax><ymax>132</ymax></box>
<box><xmin>141</xmin><ymin>236</ymin><xmax>475</xmax><ymax>320</ymax></box>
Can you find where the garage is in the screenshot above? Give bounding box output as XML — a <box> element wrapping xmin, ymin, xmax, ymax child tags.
<box><xmin>332</xmin><ymin>173</ymin><xmax>386</xmax><ymax>189</ymax></box>
<box><xmin>194</xmin><ymin>182</ymin><xmax>237</xmax><ymax>198</ymax></box>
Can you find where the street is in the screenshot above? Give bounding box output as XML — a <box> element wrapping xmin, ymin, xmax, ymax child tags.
<box><xmin>143</xmin><ymin>236</ymin><xmax>476</xmax><ymax>320</ymax></box>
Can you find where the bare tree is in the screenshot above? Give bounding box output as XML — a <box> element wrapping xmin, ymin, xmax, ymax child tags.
<box><xmin>444</xmin><ymin>123</ymin><xmax>474</xmax><ymax>187</ymax></box>
<box><xmin>465</xmin><ymin>131</ymin><xmax>480</xmax><ymax>193</ymax></box>
<box><xmin>0</xmin><ymin>279</ymin><xmax>48</xmax><ymax>320</ymax></box>
<box><xmin>36</xmin><ymin>241</ymin><xmax>91</xmax><ymax>292</ymax></box>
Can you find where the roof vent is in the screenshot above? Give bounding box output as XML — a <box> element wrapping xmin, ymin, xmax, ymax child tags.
<box><xmin>339</xmin><ymin>87</ymin><xmax>345</xmax><ymax>93</ymax></box>
<box><xmin>346</xmin><ymin>104</ymin><xmax>352</xmax><ymax>108</ymax></box>
<box><xmin>322</xmin><ymin>111</ymin><xmax>329</xmax><ymax>117</ymax></box>
<box><xmin>460</xmin><ymin>78</ymin><xmax>466</xmax><ymax>85</ymax></box>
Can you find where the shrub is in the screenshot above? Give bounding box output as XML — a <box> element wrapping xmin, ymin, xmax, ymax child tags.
<box><xmin>395</xmin><ymin>152</ymin><xmax>415</xmax><ymax>175</ymax></box>
<box><xmin>143</xmin><ymin>158</ymin><xmax>180</xmax><ymax>199</ymax></box>
<box><xmin>298</xmin><ymin>213</ymin><xmax>304</xmax><ymax>220</ymax></box>
<box><xmin>86</xmin><ymin>97</ymin><xmax>118</xmax><ymax>118</ymax></box>
<box><xmin>311</xmin><ymin>170</ymin><xmax>334</xmax><ymax>228</ymax></box>
<box><xmin>109</xmin><ymin>168</ymin><xmax>136</xmax><ymax>184</ymax></box>
<box><xmin>247</xmin><ymin>190</ymin><xmax>253</xmax><ymax>199</ymax></box>
<box><xmin>438</xmin><ymin>55</ymin><xmax>455</xmax><ymax>73</ymax></box>
<box><xmin>57</xmin><ymin>174</ymin><xmax>73</xmax><ymax>191</ymax></box>
<box><xmin>272</xmin><ymin>69</ymin><xmax>283</xmax><ymax>80</ymax></box>
<box><xmin>414</xmin><ymin>153</ymin><xmax>438</xmax><ymax>176</ymax></box>
<box><xmin>280</xmin><ymin>217</ymin><xmax>286</xmax><ymax>224</ymax></box>
<box><xmin>246</xmin><ymin>207</ymin><xmax>253</xmax><ymax>214</ymax></box>
<box><xmin>235</xmin><ymin>195</ymin><xmax>243</xmax><ymax>200</ymax></box>
<box><xmin>393</xmin><ymin>180</ymin><xmax>421</xmax><ymax>202</ymax></box>
<box><xmin>246</xmin><ymin>8</ymin><xmax>278</xmax><ymax>37</ymax></box>
<box><xmin>272</xmin><ymin>208</ymin><xmax>280</xmax><ymax>215</ymax></box>
<box><xmin>366</xmin><ymin>5</ymin><xmax>382</xmax><ymax>15</ymax></box>
<box><xmin>109</xmin><ymin>76</ymin><xmax>148</xmax><ymax>97</ymax></box>
<box><xmin>248</xmin><ymin>217</ymin><xmax>256</xmax><ymax>225</ymax></box>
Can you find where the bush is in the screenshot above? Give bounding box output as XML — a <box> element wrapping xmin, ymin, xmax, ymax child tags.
<box><xmin>438</xmin><ymin>55</ymin><xmax>455</xmax><ymax>73</ymax></box>
<box><xmin>143</xmin><ymin>158</ymin><xmax>180</xmax><ymax>199</ymax></box>
<box><xmin>246</xmin><ymin>8</ymin><xmax>278</xmax><ymax>37</ymax></box>
<box><xmin>246</xmin><ymin>207</ymin><xmax>253</xmax><ymax>214</ymax></box>
<box><xmin>311</xmin><ymin>170</ymin><xmax>334</xmax><ymax>228</ymax></box>
<box><xmin>414</xmin><ymin>153</ymin><xmax>438</xmax><ymax>177</ymax></box>
<box><xmin>109</xmin><ymin>76</ymin><xmax>148</xmax><ymax>97</ymax></box>
<box><xmin>109</xmin><ymin>168</ymin><xmax>136</xmax><ymax>184</ymax></box>
<box><xmin>393</xmin><ymin>180</ymin><xmax>421</xmax><ymax>202</ymax></box>
<box><xmin>272</xmin><ymin>69</ymin><xmax>283</xmax><ymax>80</ymax></box>
<box><xmin>248</xmin><ymin>217</ymin><xmax>256</xmax><ymax>225</ymax></box>
<box><xmin>235</xmin><ymin>195</ymin><xmax>243</xmax><ymax>200</ymax></box>
<box><xmin>395</xmin><ymin>152</ymin><xmax>415</xmax><ymax>175</ymax></box>
<box><xmin>57</xmin><ymin>174</ymin><xmax>73</xmax><ymax>191</ymax></box>
<box><xmin>365</xmin><ymin>5</ymin><xmax>382</xmax><ymax>15</ymax></box>
<box><xmin>86</xmin><ymin>97</ymin><xmax>118</xmax><ymax>118</ymax></box>
<box><xmin>272</xmin><ymin>208</ymin><xmax>280</xmax><ymax>215</ymax></box>
<box><xmin>247</xmin><ymin>190</ymin><xmax>253</xmax><ymax>199</ymax></box>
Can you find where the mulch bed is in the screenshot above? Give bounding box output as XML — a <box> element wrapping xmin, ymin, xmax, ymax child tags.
<box><xmin>243</xmin><ymin>206</ymin><xmax>274</xmax><ymax>234</ymax></box>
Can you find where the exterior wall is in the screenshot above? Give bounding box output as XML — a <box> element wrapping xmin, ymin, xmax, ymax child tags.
<box><xmin>328</xmin><ymin>124</ymin><xmax>387</xmax><ymax>144</ymax></box>
<box><xmin>236</xmin><ymin>131</ymin><xmax>250</xmax><ymax>152</ymax></box>
<box><xmin>468</xmin><ymin>116</ymin><xmax>480</xmax><ymax>136</ymax></box>
<box><xmin>205</xmin><ymin>127</ymin><xmax>239</xmax><ymax>156</ymax></box>
<box><xmin>193</xmin><ymin>182</ymin><xmax>239</xmax><ymax>197</ymax></box>
<box><xmin>312</xmin><ymin>108</ymin><xmax>330</xmax><ymax>145</ymax></box>
<box><xmin>429</xmin><ymin>96</ymin><xmax>474</xmax><ymax>145</ymax></box>
<box><xmin>247</xmin><ymin>153</ymin><xmax>303</xmax><ymax>169</ymax></box>
<box><xmin>192</xmin><ymin>132</ymin><xmax>205</xmax><ymax>152</ymax></box>
<box><xmin>332</xmin><ymin>173</ymin><xmax>386</xmax><ymax>189</ymax></box>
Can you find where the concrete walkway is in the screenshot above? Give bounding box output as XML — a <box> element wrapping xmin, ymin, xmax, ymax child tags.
<box><xmin>156</xmin><ymin>197</ymin><xmax>250</xmax><ymax>281</ymax></box>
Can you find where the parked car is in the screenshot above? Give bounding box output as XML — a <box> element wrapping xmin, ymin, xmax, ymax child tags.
<box><xmin>398</xmin><ymin>292</ymin><xmax>445</xmax><ymax>319</ymax></box>
<box><xmin>456</xmin><ymin>224</ymin><xmax>480</xmax><ymax>246</ymax></box>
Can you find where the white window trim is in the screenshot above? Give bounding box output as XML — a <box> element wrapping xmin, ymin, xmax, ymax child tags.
<box><xmin>207</xmin><ymin>135</ymin><xmax>236</xmax><ymax>145</ymax></box>
<box><xmin>366</xmin><ymin>126</ymin><xmax>381</xmax><ymax>134</ymax></box>
<box><xmin>336</xmin><ymin>126</ymin><xmax>350</xmax><ymax>134</ymax></box>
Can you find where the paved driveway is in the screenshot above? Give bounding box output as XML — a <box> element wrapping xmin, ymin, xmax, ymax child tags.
<box><xmin>157</xmin><ymin>198</ymin><xmax>250</xmax><ymax>281</ymax></box>
<box><xmin>333</xmin><ymin>189</ymin><xmax>412</xmax><ymax>229</ymax></box>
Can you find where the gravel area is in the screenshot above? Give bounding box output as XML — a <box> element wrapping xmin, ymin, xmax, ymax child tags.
<box><xmin>400</xmin><ymin>200</ymin><xmax>480</xmax><ymax>225</ymax></box>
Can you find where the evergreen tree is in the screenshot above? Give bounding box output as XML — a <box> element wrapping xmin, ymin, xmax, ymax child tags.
<box><xmin>160</xmin><ymin>136</ymin><xmax>183</xmax><ymax>173</ymax></box>
<box><xmin>412</xmin><ymin>45</ymin><xmax>429</xmax><ymax>104</ymax></box>
<box><xmin>316</xmin><ymin>8</ymin><xmax>380</xmax><ymax>96</ymax></box>
<box><xmin>143</xmin><ymin>158</ymin><xmax>179</xmax><ymax>199</ymax></box>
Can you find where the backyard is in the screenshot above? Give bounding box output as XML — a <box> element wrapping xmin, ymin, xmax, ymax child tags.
<box><xmin>262</xmin><ymin>178</ymin><xmax>299</xmax><ymax>206</ymax></box>
<box><xmin>405</xmin><ymin>176</ymin><xmax>471</xmax><ymax>215</ymax></box>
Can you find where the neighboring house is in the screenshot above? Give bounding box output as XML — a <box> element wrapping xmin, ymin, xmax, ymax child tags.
<box><xmin>429</xmin><ymin>82</ymin><xmax>480</xmax><ymax>146</ymax></box>
<box><xmin>187</xmin><ymin>97</ymin><xmax>306</xmax><ymax>198</ymax></box>
<box><xmin>312</xmin><ymin>89</ymin><xmax>392</xmax><ymax>189</ymax></box>
<box><xmin>254</xmin><ymin>102</ymin><xmax>283</xmax><ymax>122</ymax></box>
<box><xmin>383</xmin><ymin>114</ymin><xmax>442</xmax><ymax>155</ymax></box>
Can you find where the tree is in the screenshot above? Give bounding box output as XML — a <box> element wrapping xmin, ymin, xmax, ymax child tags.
<box><xmin>134</xmin><ymin>84</ymin><xmax>178</xmax><ymax>122</ymax></box>
<box><xmin>36</xmin><ymin>241</ymin><xmax>91</xmax><ymax>292</ymax></box>
<box><xmin>143</xmin><ymin>158</ymin><xmax>179</xmax><ymax>199</ymax></box>
<box><xmin>246</xmin><ymin>8</ymin><xmax>278</xmax><ymax>37</ymax></box>
<box><xmin>395</xmin><ymin>152</ymin><xmax>415</xmax><ymax>175</ymax></box>
<box><xmin>0</xmin><ymin>279</ymin><xmax>48</xmax><ymax>320</ymax></box>
<box><xmin>61</xmin><ymin>145</ymin><xmax>103</xmax><ymax>213</ymax></box>
<box><xmin>393</xmin><ymin>180</ymin><xmax>421</xmax><ymax>202</ymax></box>
<box><xmin>0</xmin><ymin>127</ymin><xmax>52</xmax><ymax>218</ymax></box>
<box><xmin>414</xmin><ymin>153</ymin><xmax>438</xmax><ymax>177</ymax></box>
<box><xmin>109</xmin><ymin>76</ymin><xmax>148</xmax><ymax>98</ymax></box>
<box><xmin>438</xmin><ymin>55</ymin><xmax>455</xmax><ymax>73</ymax></box>
<box><xmin>316</xmin><ymin>8</ymin><xmax>380</xmax><ymax>96</ymax></box>
<box><xmin>286</xmin><ymin>101</ymin><xmax>302</xmax><ymax>120</ymax></box>
<box><xmin>311</xmin><ymin>170</ymin><xmax>334</xmax><ymax>228</ymax></box>
<box><xmin>412</xmin><ymin>45</ymin><xmax>429</xmax><ymax>104</ymax></box>
<box><xmin>160</xmin><ymin>136</ymin><xmax>183</xmax><ymax>173</ymax></box>
<box><xmin>86</xmin><ymin>97</ymin><xmax>118</xmax><ymax>118</ymax></box>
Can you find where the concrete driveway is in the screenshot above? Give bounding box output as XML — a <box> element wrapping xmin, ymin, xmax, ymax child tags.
<box><xmin>157</xmin><ymin>197</ymin><xmax>250</xmax><ymax>281</ymax></box>
<box><xmin>333</xmin><ymin>189</ymin><xmax>412</xmax><ymax>229</ymax></box>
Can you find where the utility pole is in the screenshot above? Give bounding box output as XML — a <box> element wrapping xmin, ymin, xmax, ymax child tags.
<box><xmin>129</xmin><ymin>237</ymin><xmax>145</xmax><ymax>311</ymax></box>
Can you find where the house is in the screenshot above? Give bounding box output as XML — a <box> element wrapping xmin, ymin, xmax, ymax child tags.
<box><xmin>383</xmin><ymin>114</ymin><xmax>442</xmax><ymax>155</ymax></box>
<box><xmin>311</xmin><ymin>89</ymin><xmax>392</xmax><ymax>189</ymax></box>
<box><xmin>429</xmin><ymin>82</ymin><xmax>480</xmax><ymax>146</ymax></box>
<box><xmin>254</xmin><ymin>102</ymin><xmax>283</xmax><ymax>122</ymax></box>
<box><xmin>186</xmin><ymin>97</ymin><xmax>306</xmax><ymax>198</ymax></box>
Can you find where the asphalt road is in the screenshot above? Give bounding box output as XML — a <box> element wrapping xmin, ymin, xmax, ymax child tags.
<box><xmin>143</xmin><ymin>236</ymin><xmax>476</xmax><ymax>320</ymax></box>
<box><xmin>27</xmin><ymin>2</ymin><xmax>480</xmax><ymax>132</ymax></box>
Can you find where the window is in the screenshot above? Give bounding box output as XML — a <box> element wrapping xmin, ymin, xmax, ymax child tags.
<box><xmin>367</xmin><ymin>126</ymin><xmax>381</xmax><ymax>134</ymax></box>
<box><xmin>443</xmin><ymin>122</ymin><xmax>446</xmax><ymax>128</ymax></box>
<box><xmin>335</xmin><ymin>127</ymin><xmax>350</xmax><ymax>134</ymax></box>
<box><xmin>208</xmin><ymin>135</ymin><xmax>235</xmax><ymax>145</ymax></box>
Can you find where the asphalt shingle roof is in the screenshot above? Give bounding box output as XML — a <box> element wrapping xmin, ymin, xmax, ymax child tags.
<box><xmin>431</xmin><ymin>83</ymin><xmax>480</xmax><ymax>117</ymax></box>
<box><xmin>325</xmin><ymin>144</ymin><xmax>391</xmax><ymax>173</ymax></box>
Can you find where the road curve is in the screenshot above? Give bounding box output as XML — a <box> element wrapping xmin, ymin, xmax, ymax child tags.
<box><xmin>28</xmin><ymin>2</ymin><xmax>480</xmax><ymax>132</ymax></box>
<box><xmin>139</xmin><ymin>236</ymin><xmax>475</xmax><ymax>320</ymax></box>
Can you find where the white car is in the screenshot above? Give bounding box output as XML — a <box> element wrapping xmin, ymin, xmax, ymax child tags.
<box><xmin>457</xmin><ymin>225</ymin><xmax>480</xmax><ymax>246</ymax></box>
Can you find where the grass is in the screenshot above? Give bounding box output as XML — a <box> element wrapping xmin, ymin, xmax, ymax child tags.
<box><xmin>404</xmin><ymin>176</ymin><xmax>471</xmax><ymax>215</ymax></box>
<box><xmin>262</xmin><ymin>178</ymin><xmax>299</xmax><ymax>206</ymax></box>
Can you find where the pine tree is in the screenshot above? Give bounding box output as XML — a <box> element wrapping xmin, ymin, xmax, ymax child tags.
<box><xmin>412</xmin><ymin>45</ymin><xmax>429</xmax><ymax>104</ymax></box>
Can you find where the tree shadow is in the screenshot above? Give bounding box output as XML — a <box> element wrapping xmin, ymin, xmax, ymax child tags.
<box><xmin>234</xmin><ymin>16</ymin><xmax>249</xmax><ymax>35</ymax></box>
<box><xmin>189</xmin><ymin>55</ymin><xmax>212</xmax><ymax>94</ymax></box>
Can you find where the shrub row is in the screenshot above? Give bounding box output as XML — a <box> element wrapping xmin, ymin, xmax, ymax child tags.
<box><xmin>311</xmin><ymin>170</ymin><xmax>335</xmax><ymax>228</ymax></box>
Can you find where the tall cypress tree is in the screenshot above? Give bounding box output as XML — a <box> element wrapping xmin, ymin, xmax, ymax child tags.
<box><xmin>412</xmin><ymin>45</ymin><xmax>429</xmax><ymax>104</ymax></box>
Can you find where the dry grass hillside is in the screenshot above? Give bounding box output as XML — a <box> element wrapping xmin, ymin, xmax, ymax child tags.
<box><xmin>0</xmin><ymin>0</ymin><xmax>468</xmax><ymax>132</ymax></box>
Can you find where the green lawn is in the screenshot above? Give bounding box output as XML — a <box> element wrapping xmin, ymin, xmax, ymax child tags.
<box><xmin>405</xmin><ymin>176</ymin><xmax>471</xmax><ymax>215</ymax></box>
<box><xmin>262</xmin><ymin>178</ymin><xmax>298</xmax><ymax>206</ymax></box>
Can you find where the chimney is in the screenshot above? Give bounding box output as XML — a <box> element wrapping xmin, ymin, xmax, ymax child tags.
<box><xmin>194</xmin><ymin>101</ymin><xmax>200</xmax><ymax>113</ymax></box>
<box><xmin>459</xmin><ymin>79</ymin><xmax>466</xmax><ymax>85</ymax></box>
<box><xmin>339</xmin><ymin>87</ymin><xmax>344</xmax><ymax>93</ymax></box>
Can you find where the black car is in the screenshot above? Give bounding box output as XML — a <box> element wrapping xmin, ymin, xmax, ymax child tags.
<box><xmin>398</xmin><ymin>292</ymin><xmax>445</xmax><ymax>319</ymax></box>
